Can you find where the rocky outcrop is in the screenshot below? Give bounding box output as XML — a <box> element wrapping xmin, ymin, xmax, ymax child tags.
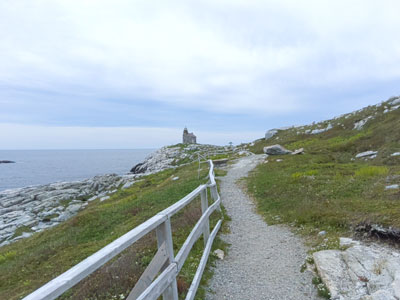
<box><xmin>354</xmin><ymin>116</ymin><xmax>374</xmax><ymax>130</ymax></box>
<box><xmin>310</xmin><ymin>123</ymin><xmax>333</xmax><ymax>134</ymax></box>
<box><xmin>0</xmin><ymin>173</ymin><xmax>138</xmax><ymax>247</ymax></box>
<box><xmin>263</xmin><ymin>144</ymin><xmax>292</xmax><ymax>155</ymax></box>
<box><xmin>130</xmin><ymin>162</ymin><xmax>146</xmax><ymax>174</ymax></box>
<box><xmin>265</xmin><ymin>127</ymin><xmax>293</xmax><ymax>140</ymax></box>
<box><xmin>0</xmin><ymin>160</ymin><xmax>15</xmax><ymax>164</ymax></box>
<box><xmin>130</xmin><ymin>144</ymin><xmax>238</xmax><ymax>175</ymax></box>
<box><xmin>313</xmin><ymin>239</ymin><xmax>400</xmax><ymax>300</ymax></box>
<box><xmin>265</xmin><ymin>129</ymin><xmax>279</xmax><ymax>140</ymax></box>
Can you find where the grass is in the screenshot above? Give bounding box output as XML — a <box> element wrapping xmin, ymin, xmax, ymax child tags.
<box><xmin>248</xmin><ymin>153</ymin><xmax>400</xmax><ymax>238</ymax></box>
<box><xmin>355</xmin><ymin>166</ymin><xmax>389</xmax><ymax>178</ymax></box>
<box><xmin>0</xmin><ymin>162</ymin><xmax>228</xmax><ymax>300</ymax></box>
<box><xmin>246</xmin><ymin>98</ymin><xmax>400</xmax><ymax>250</ymax></box>
<box><xmin>243</xmin><ymin>97</ymin><xmax>400</xmax><ymax>299</ymax></box>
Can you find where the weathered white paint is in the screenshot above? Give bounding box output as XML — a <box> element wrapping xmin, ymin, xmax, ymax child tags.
<box><xmin>136</xmin><ymin>264</ymin><xmax>178</xmax><ymax>300</ymax></box>
<box><xmin>185</xmin><ymin>220</ymin><xmax>222</xmax><ymax>300</ymax></box>
<box><xmin>200</xmin><ymin>189</ymin><xmax>210</xmax><ymax>247</ymax></box>
<box><xmin>23</xmin><ymin>160</ymin><xmax>222</xmax><ymax>300</ymax></box>
<box><xmin>175</xmin><ymin>199</ymin><xmax>221</xmax><ymax>271</ymax></box>
<box><xmin>127</xmin><ymin>242</ymin><xmax>169</xmax><ymax>300</ymax></box>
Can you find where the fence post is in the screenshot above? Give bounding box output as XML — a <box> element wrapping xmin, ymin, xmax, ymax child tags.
<box><xmin>156</xmin><ymin>218</ymin><xmax>178</xmax><ymax>300</ymax></box>
<box><xmin>200</xmin><ymin>188</ymin><xmax>210</xmax><ymax>247</ymax></box>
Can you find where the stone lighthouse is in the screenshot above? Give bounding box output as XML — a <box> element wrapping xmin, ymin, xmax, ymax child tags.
<box><xmin>182</xmin><ymin>127</ymin><xmax>197</xmax><ymax>144</ymax></box>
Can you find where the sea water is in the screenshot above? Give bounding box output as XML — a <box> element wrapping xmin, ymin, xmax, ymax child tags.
<box><xmin>0</xmin><ymin>149</ymin><xmax>153</xmax><ymax>191</ymax></box>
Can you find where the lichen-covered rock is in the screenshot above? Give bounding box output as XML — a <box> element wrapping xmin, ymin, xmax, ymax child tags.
<box><xmin>263</xmin><ymin>145</ymin><xmax>292</xmax><ymax>155</ymax></box>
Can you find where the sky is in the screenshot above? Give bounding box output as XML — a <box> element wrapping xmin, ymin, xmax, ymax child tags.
<box><xmin>1</xmin><ymin>0</ymin><xmax>400</xmax><ymax>149</ymax></box>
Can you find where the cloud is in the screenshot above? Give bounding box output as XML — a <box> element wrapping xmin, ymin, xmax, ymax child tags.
<box><xmin>0</xmin><ymin>0</ymin><xmax>400</xmax><ymax>148</ymax></box>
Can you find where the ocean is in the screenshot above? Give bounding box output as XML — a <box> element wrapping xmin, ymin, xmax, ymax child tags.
<box><xmin>0</xmin><ymin>149</ymin><xmax>154</xmax><ymax>191</ymax></box>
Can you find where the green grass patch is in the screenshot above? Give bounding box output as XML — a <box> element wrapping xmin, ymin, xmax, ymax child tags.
<box><xmin>0</xmin><ymin>251</ymin><xmax>17</xmax><ymax>265</ymax></box>
<box><xmin>355</xmin><ymin>166</ymin><xmax>389</xmax><ymax>178</ymax></box>
<box><xmin>247</xmin><ymin>153</ymin><xmax>400</xmax><ymax>243</ymax></box>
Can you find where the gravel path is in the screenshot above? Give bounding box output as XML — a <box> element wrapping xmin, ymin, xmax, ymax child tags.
<box><xmin>206</xmin><ymin>154</ymin><xmax>320</xmax><ymax>300</ymax></box>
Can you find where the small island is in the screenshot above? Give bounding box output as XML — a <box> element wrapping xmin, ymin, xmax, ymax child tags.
<box><xmin>0</xmin><ymin>160</ymin><xmax>15</xmax><ymax>164</ymax></box>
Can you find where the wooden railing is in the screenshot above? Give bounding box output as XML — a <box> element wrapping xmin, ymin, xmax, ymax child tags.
<box><xmin>23</xmin><ymin>160</ymin><xmax>222</xmax><ymax>300</ymax></box>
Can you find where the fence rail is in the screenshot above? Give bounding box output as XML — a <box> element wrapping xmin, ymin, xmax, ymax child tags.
<box><xmin>23</xmin><ymin>160</ymin><xmax>222</xmax><ymax>300</ymax></box>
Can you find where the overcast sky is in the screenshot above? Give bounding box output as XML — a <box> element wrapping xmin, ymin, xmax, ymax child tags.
<box><xmin>1</xmin><ymin>0</ymin><xmax>400</xmax><ymax>149</ymax></box>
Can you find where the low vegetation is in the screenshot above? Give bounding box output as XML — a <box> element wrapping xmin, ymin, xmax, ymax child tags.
<box><xmin>247</xmin><ymin>98</ymin><xmax>400</xmax><ymax>248</ymax></box>
<box><xmin>0</xmin><ymin>162</ymin><xmax>228</xmax><ymax>300</ymax></box>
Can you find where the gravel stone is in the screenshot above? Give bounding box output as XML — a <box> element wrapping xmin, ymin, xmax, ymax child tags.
<box><xmin>206</xmin><ymin>155</ymin><xmax>320</xmax><ymax>300</ymax></box>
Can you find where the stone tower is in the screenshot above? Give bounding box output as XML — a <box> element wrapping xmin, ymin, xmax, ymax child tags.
<box><xmin>182</xmin><ymin>127</ymin><xmax>197</xmax><ymax>144</ymax></box>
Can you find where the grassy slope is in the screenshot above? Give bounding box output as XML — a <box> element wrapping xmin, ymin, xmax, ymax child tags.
<box><xmin>0</xmin><ymin>162</ymin><xmax>228</xmax><ymax>300</ymax></box>
<box><xmin>247</xmin><ymin>98</ymin><xmax>400</xmax><ymax>249</ymax></box>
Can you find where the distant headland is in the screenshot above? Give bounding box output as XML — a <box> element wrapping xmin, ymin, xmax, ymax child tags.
<box><xmin>0</xmin><ymin>160</ymin><xmax>15</xmax><ymax>164</ymax></box>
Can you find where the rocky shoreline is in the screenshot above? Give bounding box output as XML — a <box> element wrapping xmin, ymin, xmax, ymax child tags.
<box><xmin>0</xmin><ymin>143</ymin><xmax>237</xmax><ymax>247</ymax></box>
<box><xmin>0</xmin><ymin>173</ymin><xmax>139</xmax><ymax>247</ymax></box>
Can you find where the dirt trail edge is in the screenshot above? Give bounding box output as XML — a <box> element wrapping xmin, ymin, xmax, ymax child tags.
<box><xmin>206</xmin><ymin>154</ymin><xmax>320</xmax><ymax>300</ymax></box>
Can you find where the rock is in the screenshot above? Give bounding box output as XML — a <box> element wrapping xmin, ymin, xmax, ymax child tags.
<box><xmin>311</xmin><ymin>123</ymin><xmax>333</xmax><ymax>134</ymax></box>
<box><xmin>66</xmin><ymin>204</ymin><xmax>82</xmax><ymax>214</ymax></box>
<box><xmin>53</xmin><ymin>211</ymin><xmax>72</xmax><ymax>222</ymax></box>
<box><xmin>122</xmin><ymin>181</ymin><xmax>135</xmax><ymax>189</ymax></box>
<box><xmin>276</xmin><ymin>159</ymin><xmax>283</xmax><ymax>162</ymax></box>
<box><xmin>362</xmin><ymin>290</ymin><xmax>396</xmax><ymax>300</ymax></box>
<box><xmin>354</xmin><ymin>116</ymin><xmax>373</xmax><ymax>130</ymax></box>
<box><xmin>356</xmin><ymin>151</ymin><xmax>378</xmax><ymax>159</ymax></box>
<box><xmin>389</xmin><ymin>97</ymin><xmax>400</xmax><ymax>106</ymax></box>
<box><xmin>88</xmin><ymin>195</ymin><xmax>98</xmax><ymax>201</ymax></box>
<box><xmin>391</xmin><ymin>152</ymin><xmax>400</xmax><ymax>157</ymax></box>
<box><xmin>12</xmin><ymin>231</ymin><xmax>33</xmax><ymax>241</ymax></box>
<box><xmin>130</xmin><ymin>162</ymin><xmax>146</xmax><ymax>174</ymax></box>
<box><xmin>100</xmin><ymin>196</ymin><xmax>110</xmax><ymax>202</ymax></box>
<box><xmin>214</xmin><ymin>249</ymin><xmax>225</xmax><ymax>260</ymax></box>
<box><xmin>172</xmin><ymin>177</ymin><xmax>179</xmax><ymax>181</ymax></box>
<box><xmin>265</xmin><ymin>129</ymin><xmax>279</xmax><ymax>140</ymax></box>
<box><xmin>393</xmin><ymin>276</ymin><xmax>400</xmax><ymax>299</ymax></box>
<box><xmin>318</xmin><ymin>231</ymin><xmax>327</xmax><ymax>236</ymax></box>
<box><xmin>0</xmin><ymin>172</ymin><xmax>126</xmax><ymax>247</ymax></box>
<box><xmin>314</xmin><ymin>243</ymin><xmax>400</xmax><ymax>300</ymax></box>
<box><xmin>291</xmin><ymin>148</ymin><xmax>304</xmax><ymax>155</ymax></box>
<box><xmin>263</xmin><ymin>145</ymin><xmax>292</xmax><ymax>155</ymax></box>
<box><xmin>385</xmin><ymin>185</ymin><xmax>399</xmax><ymax>190</ymax></box>
<box><xmin>0</xmin><ymin>160</ymin><xmax>15</xmax><ymax>164</ymax></box>
<box><xmin>339</xmin><ymin>237</ymin><xmax>360</xmax><ymax>247</ymax></box>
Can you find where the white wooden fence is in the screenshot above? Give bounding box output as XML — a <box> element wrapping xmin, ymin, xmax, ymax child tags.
<box><xmin>23</xmin><ymin>160</ymin><xmax>222</xmax><ymax>300</ymax></box>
